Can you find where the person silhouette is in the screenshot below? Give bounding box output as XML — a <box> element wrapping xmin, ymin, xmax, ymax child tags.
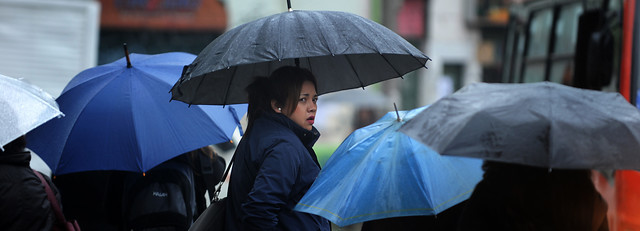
<box><xmin>457</xmin><ymin>161</ymin><xmax>608</xmax><ymax>231</ymax></box>
<box><xmin>0</xmin><ymin>135</ymin><xmax>61</xmax><ymax>230</ymax></box>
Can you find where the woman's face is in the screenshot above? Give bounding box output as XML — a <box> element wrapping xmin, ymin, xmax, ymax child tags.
<box><xmin>283</xmin><ymin>80</ymin><xmax>318</xmax><ymax>131</ymax></box>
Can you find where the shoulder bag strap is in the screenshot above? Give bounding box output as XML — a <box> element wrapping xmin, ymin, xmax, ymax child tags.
<box><xmin>32</xmin><ymin>169</ymin><xmax>68</xmax><ymax>226</ymax></box>
<box><xmin>212</xmin><ymin>155</ymin><xmax>234</xmax><ymax>202</ymax></box>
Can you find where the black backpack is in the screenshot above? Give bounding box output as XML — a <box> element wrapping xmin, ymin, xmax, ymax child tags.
<box><xmin>122</xmin><ymin>156</ymin><xmax>197</xmax><ymax>231</ymax></box>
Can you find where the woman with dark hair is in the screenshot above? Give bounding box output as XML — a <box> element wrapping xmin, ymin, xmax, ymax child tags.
<box><xmin>225</xmin><ymin>66</ymin><xmax>330</xmax><ymax>231</ymax></box>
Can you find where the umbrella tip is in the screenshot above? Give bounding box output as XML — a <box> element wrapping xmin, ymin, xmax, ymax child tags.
<box><xmin>287</xmin><ymin>0</ymin><xmax>293</xmax><ymax>11</ymax></box>
<box><xmin>394</xmin><ymin>103</ymin><xmax>401</xmax><ymax>122</ymax></box>
<box><xmin>123</xmin><ymin>43</ymin><xmax>132</xmax><ymax>68</ymax></box>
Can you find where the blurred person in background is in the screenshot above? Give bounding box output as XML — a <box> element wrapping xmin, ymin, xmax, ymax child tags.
<box><xmin>185</xmin><ymin>145</ymin><xmax>227</xmax><ymax>218</ymax></box>
<box><xmin>0</xmin><ymin>135</ymin><xmax>60</xmax><ymax>230</ymax></box>
<box><xmin>457</xmin><ymin>161</ymin><xmax>608</xmax><ymax>231</ymax></box>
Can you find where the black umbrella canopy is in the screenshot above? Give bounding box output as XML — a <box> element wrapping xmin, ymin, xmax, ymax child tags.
<box><xmin>171</xmin><ymin>10</ymin><xmax>430</xmax><ymax>105</ymax></box>
<box><xmin>399</xmin><ymin>82</ymin><xmax>640</xmax><ymax>170</ymax></box>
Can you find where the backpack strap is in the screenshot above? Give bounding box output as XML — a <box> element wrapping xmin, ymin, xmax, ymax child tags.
<box><xmin>32</xmin><ymin>170</ymin><xmax>68</xmax><ymax>228</ymax></box>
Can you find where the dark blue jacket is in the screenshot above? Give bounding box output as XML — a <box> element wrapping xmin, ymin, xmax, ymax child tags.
<box><xmin>225</xmin><ymin>113</ymin><xmax>330</xmax><ymax>231</ymax></box>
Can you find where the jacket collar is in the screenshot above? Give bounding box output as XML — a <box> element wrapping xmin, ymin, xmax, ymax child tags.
<box><xmin>264</xmin><ymin>112</ymin><xmax>320</xmax><ymax>148</ymax></box>
<box><xmin>0</xmin><ymin>151</ymin><xmax>31</xmax><ymax>166</ymax></box>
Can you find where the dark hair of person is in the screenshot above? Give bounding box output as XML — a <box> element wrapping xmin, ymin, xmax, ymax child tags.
<box><xmin>185</xmin><ymin>145</ymin><xmax>217</xmax><ymax>175</ymax></box>
<box><xmin>1</xmin><ymin>135</ymin><xmax>27</xmax><ymax>154</ymax></box>
<box><xmin>245</xmin><ymin>66</ymin><xmax>317</xmax><ymax>133</ymax></box>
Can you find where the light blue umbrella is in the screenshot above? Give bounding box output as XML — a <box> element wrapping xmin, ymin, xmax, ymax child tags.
<box><xmin>26</xmin><ymin>52</ymin><xmax>247</xmax><ymax>175</ymax></box>
<box><xmin>294</xmin><ymin>106</ymin><xmax>483</xmax><ymax>227</ymax></box>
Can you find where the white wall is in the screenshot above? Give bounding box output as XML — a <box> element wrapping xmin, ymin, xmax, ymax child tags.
<box><xmin>418</xmin><ymin>0</ymin><xmax>482</xmax><ymax>106</ymax></box>
<box><xmin>0</xmin><ymin>0</ymin><xmax>100</xmax><ymax>97</ymax></box>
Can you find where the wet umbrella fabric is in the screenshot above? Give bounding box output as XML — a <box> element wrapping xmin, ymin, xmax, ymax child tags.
<box><xmin>0</xmin><ymin>73</ymin><xmax>63</xmax><ymax>148</ymax></box>
<box><xmin>400</xmin><ymin>81</ymin><xmax>640</xmax><ymax>170</ymax></box>
<box><xmin>171</xmin><ymin>10</ymin><xmax>430</xmax><ymax>105</ymax></box>
<box><xmin>26</xmin><ymin>52</ymin><xmax>247</xmax><ymax>175</ymax></box>
<box><xmin>294</xmin><ymin>106</ymin><xmax>483</xmax><ymax>227</ymax></box>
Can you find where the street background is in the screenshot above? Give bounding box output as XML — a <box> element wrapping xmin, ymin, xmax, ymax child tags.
<box><xmin>0</xmin><ymin>0</ymin><xmax>511</xmax><ymax>182</ymax></box>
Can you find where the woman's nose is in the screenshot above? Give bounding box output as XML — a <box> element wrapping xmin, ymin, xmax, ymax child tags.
<box><xmin>309</xmin><ymin>102</ymin><xmax>317</xmax><ymax>112</ymax></box>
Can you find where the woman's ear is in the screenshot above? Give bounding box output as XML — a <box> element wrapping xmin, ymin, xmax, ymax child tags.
<box><xmin>271</xmin><ymin>100</ymin><xmax>282</xmax><ymax>114</ymax></box>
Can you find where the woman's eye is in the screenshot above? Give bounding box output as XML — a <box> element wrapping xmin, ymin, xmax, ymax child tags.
<box><xmin>300</xmin><ymin>98</ymin><xmax>306</xmax><ymax>102</ymax></box>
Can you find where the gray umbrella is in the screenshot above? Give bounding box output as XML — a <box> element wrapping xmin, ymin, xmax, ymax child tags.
<box><xmin>399</xmin><ymin>82</ymin><xmax>640</xmax><ymax>170</ymax></box>
<box><xmin>170</xmin><ymin>10</ymin><xmax>430</xmax><ymax>105</ymax></box>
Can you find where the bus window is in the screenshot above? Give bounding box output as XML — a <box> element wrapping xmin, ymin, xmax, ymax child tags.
<box><xmin>554</xmin><ymin>3</ymin><xmax>582</xmax><ymax>55</ymax></box>
<box><xmin>549</xmin><ymin>3</ymin><xmax>583</xmax><ymax>84</ymax></box>
<box><xmin>513</xmin><ymin>30</ymin><xmax>525</xmax><ymax>82</ymax></box>
<box><xmin>502</xmin><ymin>21</ymin><xmax>517</xmax><ymax>83</ymax></box>
<box><xmin>523</xmin><ymin>63</ymin><xmax>546</xmax><ymax>82</ymax></box>
<box><xmin>523</xmin><ymin>9</ymin><xmax>553</xmax><ymax>82</ymax></box>
<box><xmin>527</xmin><ymin>9</ymin><xmax>553</xmax><ymax>57</ymax></box>
<box><xmin>550</xmin><ymin>60</ymin><xmax>573</xmax><ymax>84</ymax></box>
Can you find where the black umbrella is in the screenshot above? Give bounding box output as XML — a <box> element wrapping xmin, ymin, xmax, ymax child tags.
<box><xmin>170</xmin><ymin>9</ymin><xmax>430</xmax><ymax>105</ymax></box>
<box><xmin>399</xmin><ymin>82</ymin><xmax>640</xmax><ymax>170</ymax></box>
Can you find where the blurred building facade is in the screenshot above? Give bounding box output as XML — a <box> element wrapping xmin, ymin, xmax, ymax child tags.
<box><xmin>0</xmin><ymin>0</ymin><xmax>100</xmax><ymax>97</ymax></box>
<box><xmin>0</xmin><ymin>0</ymin><xmax>510</xmax><ymax>104</ymax></box>
<box><xmin>0</xmin><ymin>0</ymin><xmax>510</xmax><ymax>147</ymax></box>
<box><xmin>97</xmin><ymin>0</ymin><xmax>227</xmax><ymax>64</ymax></box>
<box><xmin>378</xmin><ymin>0</ymin><xmax>510</xmax><ymax>109</ymax></box>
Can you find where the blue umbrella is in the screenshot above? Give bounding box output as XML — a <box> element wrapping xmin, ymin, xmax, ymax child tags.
<box><xmin>26</xmin><ymin>52</ymin><xmax>247</xmax><ymax>175</ymax></box>
<box><xmin>294</xmin><ymin>106</ymin><xmax>483</xmax><ymax>227</ymax></box>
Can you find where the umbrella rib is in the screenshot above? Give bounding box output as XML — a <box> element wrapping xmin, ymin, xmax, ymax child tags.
<box><xmin>346</xmin><ymin>14</ymin><xmax>429</xmax><ymax>74</ymax></box>
<box><xmin>344</xmin><ymin>55</ymin><xmax>365</xmax><ymax>88</ymax></box>
<box><xmin>346</xmin><ymin>15</ymin><xmax>384</xmax><ymax>53</ymax></box>
<box><xmin>410</xmin><ymin>55</ymin><xmax>431</xmax><ymax>70</ymax></box>
<box><xmin>379</xmin><ymin>54</ymin><xmax>403</xmax><ymax>78</ymax></box>
<box><xmin>222</xmin><ymin>66</ymin><xmax>239</xmax><ymax>106</ymax></box>
<box><xmin>127</xmin><ymin>72</ymin><xmax>147</xmax><ymax>172</ymax></box>
<box><xmin>305</xmin><ymin>57</ymin><xmax>314</xmax><ymax>74</ymax></box>
<box><xmin>60</xmin><ymin>69</ymin><xmax>135</xmax><ymax>173</ymax></box>
<box><xmin>310</xmin><ymin>11</ymin><xmax>337</xmax><ymax>56</ymax></box>
<box><xmin>190</xmin><ymin>71</ymin><xmax>207</xmax><ymax>105</ymax></box>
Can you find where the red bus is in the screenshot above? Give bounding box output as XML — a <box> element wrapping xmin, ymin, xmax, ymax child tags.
<box><xmin>500</xmin><ymin>0</ymin><xmax>640</xmax><ymax>229</ymax></box>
